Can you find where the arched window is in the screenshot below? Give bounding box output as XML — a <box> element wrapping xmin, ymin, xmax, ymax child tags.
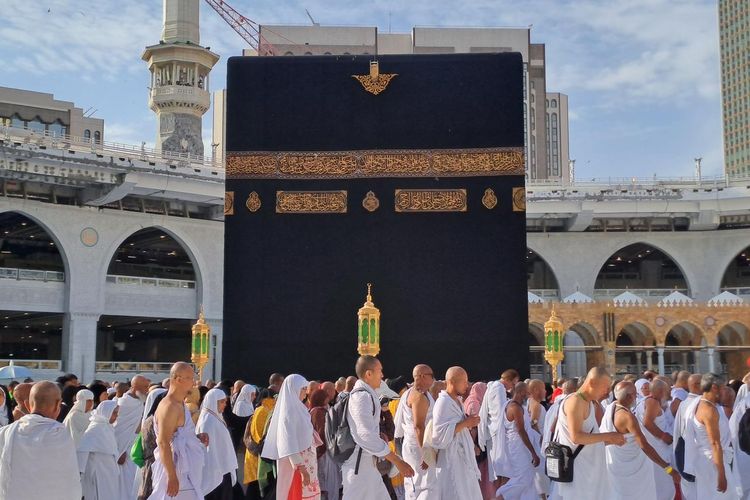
<box><xmin>84</xmin><ymin>129</ymin><xmax>91</xmax><ymax>140</ymax></box>
<box><xmin>48</xmin><ymin>121</ymin><xmax>66</xmax><ymax>137</ymax></box>
<box><xmin>28</xmin><ymin>118</ymin><xmax>45</xmax><ymax>133</ymax></box>
<box><xmin>595</xmin><ymin>243</ymin><xmax>687</xmax><ymax>293</ymax></box>
<box><xmin>304</xmin><ymin>51</ymin><xmax>313</xmax><ymax>56</ymax></box>
<box><xmin>93</xmin><ymin>131</ymin><xmax>101</xmax><ymax>144</ymax></box>
<box><xmin>10</xmin><ymin>114</ymin><xmax>24</xmax><ymax>129</ymax></box>
<box><xmin>107</xmin><ymin>227</ymin><xmax>196</xmax><ymax>283</ymax></box>
<box><xmin>284</xmin><ymin>51</ymin><xmax>294</xmax><ymax>56</ymax></box>
<box><xmin>551</xmin><ymin>99</ymin><xmax>558</xmax><ymax>108</ymax></box>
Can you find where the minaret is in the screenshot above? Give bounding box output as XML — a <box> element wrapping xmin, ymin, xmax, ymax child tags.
<box><xmin>142</xmin><ymin>0</ymin><xmax>219</xmax><ymax>157</ymax></box>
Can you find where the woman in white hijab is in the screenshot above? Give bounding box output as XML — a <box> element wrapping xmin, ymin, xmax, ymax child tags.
<box><xmin>261</xmin><ymin>374</ymin><xmax>322</xmax><ymax>500</ymax></box>
<box><xmin>197</xmin><ymin>388</ymin><xmax>239</xmax><ymax>499</ymax></box>
<box><xmin>77</xmin><ymin>400</ymin><xmax>120</xmax><ymax>500</ymax></box>
<box><xmin>0</xmin><ymin>387</ymin><xmax>9</xmax><ymax>427</ymax></box>
<box><xmin>233</xmin><ymin>384</ymin><xmax>257</xmax><ymax>418</ymax></box>
<box><xmin>63</xmin><ymin>389</ymin><xmax>94</xmax><ymax>447</ymax></box>
<box><xmin>634</xmin><ymin>378</ymin><xmax>650</xmax><ymax>402</ymax></box>
<box><xmin>729</xmin><ymin>377</ymin><xmax>750</xmax><ymax>499</ymax></box>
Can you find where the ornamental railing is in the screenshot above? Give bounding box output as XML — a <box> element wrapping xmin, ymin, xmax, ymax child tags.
<box><xmin>0</xmin><ymin>267</ymin><xmax>64</xmax><ymax>282</ymax></box>
<box><xmin>95</xmin><ymin>361</ymin><xmax>194</xmax><ymax>373</ymax></box>
<box><xmin>106</xmin><ymin>274</ymin><xmax>195</xmax><ymax>289</ymax></box>
<box><xmin>0</xmin><ymin>359</ymin><xmax>62</xmax><ymax>370</ymax></box>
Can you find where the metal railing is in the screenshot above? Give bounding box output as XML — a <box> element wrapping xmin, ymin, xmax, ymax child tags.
<box><xmin>0</xmin><ymin>266</ymin><xmax>64</xmax><ymax>282</ymax></box>
<box><xmin>106</xmin><ymin>274</ymin><xmax>195</xmax><ymax>289</ymax></box>
<box><xmin>95</xmin><ymin>361</ymin><xmax>193</xmax><ymax>373</ymax></box>
<box><xmin>720</xmin><ymin>287</ymin><xmax>750</xmax><ymax>297</ymax></box>
<box><xmin>529</xmin><ymin>289</ymin><xmax>560</xmax><ymax>299</ymax></box>
<box><xmin>0</xmin><ymin>359</ymin><xmax>62</xmax><ymax>370</ymax></box>
<box><xmin>1</xmin><ymin>125</ymin><xmax>221</xmax><ymax>170</ymax></box>
<box><xmin>527</xmin><ymin>174</ymin><xmax>749</xmax><ymax>189</ymax></box>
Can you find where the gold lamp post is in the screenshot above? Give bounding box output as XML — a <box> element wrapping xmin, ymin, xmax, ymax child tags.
<box><xmin>544</xmin><ymin>306</ymin><xmax>565</xmax><ymax>382</ymax></box>
<box><xmin>191</xmin><ymin>306</ymin><xmax>211</xmax><ymax>382</ymax></box>
<box><xmin>357</xmin><ymin>283</ymin><xmax>381</xmax><ymax>357</ymax></box>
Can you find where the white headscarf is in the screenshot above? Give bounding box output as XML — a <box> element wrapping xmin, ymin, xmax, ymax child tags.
<box><xmin>142</xmin><ymin>388</ymin><xmax>167</xmax><ymax>427</ymax></box>
<box><xmin>196</xmin><ymin>388</ymin><xmax>237</xmax><ymax>494</ymax></box>
<box><xmin>261</xmin><ymin>374</ymin><xmax>313</xmax><ymax>460</ymax></box>
<box><xmin>730</xmin><ymin>383</ymin><xmax>749</xmax><ymax>441</ymax></box>
<box><xmin>78</xmin><ymin>400</ymin><xmax>119</xmax><ymax>457</ymax></box>
<box><xmin>232</xmin><ymin>384</ymin><xmax>257</xmax><ymax>418</ymax></box>
<box><xmin>634</xmin><ymin>379</ymin><xmax>650</xmax><ymax>401</ymax></box>
<box><xmin>63</xmin><ymin>389</ymin><xmax>94</xmax><ymax>447</ymax></box>
<box><xmin>0</xmin><ymin>388</ymin><xmax>8</xmax><ymax>427</ymax></box>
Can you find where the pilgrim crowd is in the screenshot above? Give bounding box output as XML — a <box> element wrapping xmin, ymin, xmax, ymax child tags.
<box><xmin>0</xmin><ymin>357</ymin><xmax>748</xmax><ymax>500</ymax></box>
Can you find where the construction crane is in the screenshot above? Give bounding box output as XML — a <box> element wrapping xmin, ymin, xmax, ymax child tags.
<box><xmin>204</xmin><ymin>0</ymin><xmax>275</xmax><ymax>55</ymax></box>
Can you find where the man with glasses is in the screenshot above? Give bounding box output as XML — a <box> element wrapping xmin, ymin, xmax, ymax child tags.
<box><xmin>394</xmin><ymin>364</ymin><xmax>436</xmax><ymax>500</ymax></box>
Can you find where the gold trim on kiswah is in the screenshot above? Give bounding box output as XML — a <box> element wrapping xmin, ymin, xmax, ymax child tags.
<box><xmin>224</xmin><ymin>191</ymin><xmax>234</xmax><ymax>216</ymax></box>
<box><xmin>226</xmin><ymin>148</ymin><xmax>524</xmax><ymax>179</ymax></box>
<box><xmin>512</xmin><ymin>187</ymin><xmax>526</xmax><ymax>212</ymax></box>
<box><xmin>276</xmin><ymin>191</ymin><xmax>348</xmax><ymax>214</ymax></box>
<box><xmin>394</xmin><ymin>189</ymin><xmax>467</xmax><ymax>213</ymax></box>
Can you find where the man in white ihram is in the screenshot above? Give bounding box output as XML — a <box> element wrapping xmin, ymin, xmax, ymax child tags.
<box><xmin>478</xmin><ymin>369</ymin><xmax>519</xmax><ymax>486</ymax></box>
<box><xmin>393</xmin><ymin>364</ymin><xmax>436</xmax><ymax>500</ymax></box>
<box><xmin>553</xmin><ymin>367</ymin><xmax>625</xmax><ymax>500</ymax></box>
<box><xmin>601</xmin><ymin>381</ymin><xmax>680</xmax><ymax>500</ymax></box>
<box><xmin>114</xmin><ymin>374</ymin><xmax>150</xmax><ymax>500</ymax></box>
<box><xmin>0</xmin><ymin>381</ymin><xmax>82</xmax><ymax>500</ymax></box>
<box><xmin>637</xmin><ymin>379</ymin><xmax>679</xmax><ymax>500</ymax></box>
<box><xmin>673</xmin><ymin>373</ymin><xmax>702</xmax><ymax>500</ymax></box>
<box><xmin>343</xmin><ymin>355</ymin><xmax>414</xmax><ymax>500</ymax></box>
<box><xmin>432</xmin><ymin>366</ymin><xmax>482</xmax><ymax>500</ymax></box>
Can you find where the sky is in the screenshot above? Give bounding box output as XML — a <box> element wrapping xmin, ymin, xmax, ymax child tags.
<box><xmin>0</xmin><ymin>0</ymin><xmax>725</xmax><ymax>178</ymax></box>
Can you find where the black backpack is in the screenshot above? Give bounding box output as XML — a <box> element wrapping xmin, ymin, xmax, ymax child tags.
<box><xmin>738</xmin><ymin>406</ymin><xmax>750</xmax><ymax>454</ymax></box>
<box><xmin>325</xmin><ymin>388</ymin><xmax>376</xmax><ymax>467</ymax></box>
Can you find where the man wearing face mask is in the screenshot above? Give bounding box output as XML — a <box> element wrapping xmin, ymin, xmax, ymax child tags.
<box><xmin>113</xmin><ymin>374</ymin><xmax>150</xmax><ymax>500</ymax></box>
<box><xmin>600</xmin><ymin>381</ymin><xmax>680</xmax><ymax>500</ymax></box>
<box><xmin>638</xmin><ymin>379</ymin><xmax>678</xmax><ymax>500</ymax></box>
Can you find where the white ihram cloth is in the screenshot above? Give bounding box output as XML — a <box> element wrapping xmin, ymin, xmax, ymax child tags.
<box><xmin>342</xmin><ymin>380</ymin><xmax>392</xmax><ymax>500</ymax></box>
<box><xmin>393</xmin><ymin>387</ymin><xmax>436</xmax><ymax>500</ymax></box>
<box><xmin>0</xmin><ymin>413</ymin><xmax>82</xmax><ymax>500</ymax></box>
<box><xmin>554</xmin><ymin>395</ymin><xmax>607</xmax><ymax>500</ymax></box>
<box><xmin>114</xmin><ymin>393</ymin><xmax>145</xmax><ymax>500</ymax></box>
<box><xmin>673</xmin><ymin>393</ymin><xmax>699</xmax><ymax>500</ymax></box>
<box><xmin>496</xmin><ymin>400</ymin><xmax>537</xmax><ymax>500</ymax></box>
<box><xmin>477</xmin><ymin>380</ymin><xmax>508</xmax><ymax>480</ymax></box>
<box><xmin>148</xmin><ymin>405</ymin><xmax>205</xmax><ymax>500</ymax></box>
<box><xmin>196</xmin><ymin>389</ymin><xmax>238</xmax><ymax>494</ymax></box>
<box><xmin>636</xmin><ymin>398</ymin><xmax>676</xmax><ymax>500</ymax></box>
<box><xmin>78</xmin><ymin>400</ymin><xmax>120</xmax><ymax>500</ymax></box>
<box><xmin>232</xmin><ymin>384</ymin><xmax>257</xmax><ymax>418</ymax></box>
<box><xmin>529</xmin><ymin>402</ymin><xmax>549</xmax><ymax>496</ymax></box>
<box><xmin>63</xmin><ymin>388</ymin><xmax>94</xmax><ymax>448</ymax></box>
<box><xmin>142</xmin><ymin>389</ymin><xmax>167</xmax><ymax>428</ymax></box>
<box><xmin>600</xmin><ymin>402</ymin><xmax>656</xmax><ymax>500</ymax></box>
<box><xmin>0</xmin><ymin>387</ymin><xmax>9</xmax><ymax>427</ymax></box>
<box><xmin>684</xmin><ymin>399</ymin><xmax>743</xmax><ymax>499</ymax></box>
<box><xmin>729</xmin><ymin>385</ymin><xmax>750</xmax><ymax>499</ymax></box>
<box><xmin>432</xmin><ymin>391</ymin><xmax>482</xmax><ymax>500</ymax></box>
<box><xmin>542</xmin><ymin>399</ymin><xmax>563</xmax><ymax>500</ymax></box>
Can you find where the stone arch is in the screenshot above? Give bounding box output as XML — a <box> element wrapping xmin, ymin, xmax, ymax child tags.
<box><xmin>594</xmin><ymin>242</ymin><xmax>690</xmax><ymax>294</ymax></box>
<box><xmin>719</xmin><ymin>244</ymin><xmax>750</xmax><ymax>290</ymax></box>
<box><xmin>618</xmin><ymin>321</ymin><xmax>656</xmax><ymax>346</ymax></box>
<box><xmin>101</xmin><ymin>224</ymin><xmax>206</xmax><ymax>306</ymax></box>
<box><xmin>664</xmin><ymin>320</ymin><xmax>705</xmax><ymax>346</ymax></box>
<box><xmin>716</xmin><ymin>321</ymin><xmax>750</xmax><ymax>346</ymax></box>
<box><xmin>526</xmin><ymin>247</ymin><xmax>560</xmax><ymax>293</ymax></box>
<box><xmin>566</xmin><ymin>321</ymin><xmax>600</xmax><ymax>346</ymax></box>
<box><xmin>529</xmin><ymin>322</ymin><xmax>545</xmax><ymax>346</ymax></box>
<box><xmin>0</xmin><ymin>209</ymin><xmax>71</xmax><ymax>280</ymax></box>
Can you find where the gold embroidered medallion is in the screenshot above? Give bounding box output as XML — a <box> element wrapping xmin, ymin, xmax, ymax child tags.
<box><xmin>245</xmin><ymin>191</ymin><xmax>261</xmax><ymax>212</ymax></box>
<box><xmin>482</xmin><ymin>188</ymin><xmax>498</xmax><ymax>209</ymax></box>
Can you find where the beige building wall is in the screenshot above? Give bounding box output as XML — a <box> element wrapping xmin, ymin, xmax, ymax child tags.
<box><xmin>0</xmin><ymin>86</ymin><xmax>104</xmax><ymax>141</ymax></box>
<box><xmin>211</xmin><ymin>89</ymin><xmax>226</xmax><ymax>165</ymax></box>
<box><xmin>719</xmin><ymin>0</ymin><xmax>750</xmax><ymax>175</ymax></box>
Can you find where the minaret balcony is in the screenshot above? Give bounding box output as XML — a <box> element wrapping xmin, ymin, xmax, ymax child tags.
<box><xmin>149</xmin><ymin>84</ymin><xmax>210</xmax><ymax>114</ymax></box>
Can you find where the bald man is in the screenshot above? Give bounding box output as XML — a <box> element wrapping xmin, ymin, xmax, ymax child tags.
<box><xmin>673</xmin><ymin>373</ymin><xmax>703</xmax><ymax>500</ymax></box>
<box><xmin>432</xmin><ymin>366</ymin><xmax>482</xmax><ymax>500</ymax></box>
<box><xmin>670</xmin><ymin>371</ymin><xmax>690</xmax><ymax>417</ymax></box>
<box><xmin>0</xmin><ymin>381</ymin><xmax>82</xmax><ymax>500</ymax></box>
<box><xmin>601</xmin><ymin>382</ymin><xmax>679</xmax><ymax>500</ymax></box>
<box><xmin>555</xmin><ymin>367</ymin><xmax>625</xmax><ymax>500</ymax></box>
<box><xmin>478</xmin><ymin>369</ymin><xmax>519</xmax><ymax>485</ymax></box>
<box><xmin>394</xmin><ymin>364</ymin><xmax>437</xmax><ymax>500</ymax></box>
<box><xmin>11</xmin><ymin>382</ymin><xmax>32</xmax><ymax>421</ymax></box>
<box><xmin>150</xmin><ymin>362</ymin><xmax>208</xmax><ymax>499</ymax></box>
<box><xmin>321</xmin><ymin>381</ymin><xmax>336</xmax><ymax>405</ymax></box>
<box><xmin>638</xmin><ymin>379</ymin><xmax>677</xmax><ymax>500</ymax></box>
<box><xmin>114</xmin><ymin>373</ymin><xmax>149</xmax><ymax>500</ymax></box>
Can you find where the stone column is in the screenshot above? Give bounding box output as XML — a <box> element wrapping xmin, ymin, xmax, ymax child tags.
<box><xmin>657</xmin><ymin>346</ymin><xmax>665</xmax><ymax>375</ymax></box>
<box><xmin>646</xmin><ymin>350</ymin><xmax>654</xmax><ymax>371</ymax></box>
<box><xmin>707</xmin><ymin>346</ymin><xmax>716</xmax><ymax>373</ymax></box>
<box><xmin>205</xmin><ymin>318</ymin><xmax>223</xmax><ymax>382</ymax></box>
<box><xmin>62</xmin><ymin>312</ymin><xmax>100</xmax><ymax>383</ymax></box>
<box><xmin>681</xmin><ymin>352</ymin><xmax>689</xmax><ymax>371</ymax></box>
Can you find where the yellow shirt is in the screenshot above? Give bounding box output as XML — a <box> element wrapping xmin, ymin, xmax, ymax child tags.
<box><xmin>243</xmin><ymin>398</ymin><xmax>276</xmax><ymax>484</ymax></box>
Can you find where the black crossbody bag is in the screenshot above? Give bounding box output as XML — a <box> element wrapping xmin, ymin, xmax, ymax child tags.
<box><xmin>544</xmin><ymin>397</ymin><xmax>584</xmax><ymax>483</ymax></box>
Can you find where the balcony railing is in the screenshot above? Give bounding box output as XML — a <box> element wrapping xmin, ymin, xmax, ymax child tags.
<box><xmin>0</xmin><ymin>359</ymin><xmax>62</xmax><ymax>370</ymax></box>
<box><xmin>106</xmin><ymin>274</ymin><xmax>195</xmax><ymax>289</ymax></box>
<box><xmin>528</xmin><ymin>289</ymin><xmax>560</xmax><ymax>300</ymax></box>
<box><xmin>594</xmin><ymin>288</ymin><xmax>688</xmax><ymax>300</ymax></box>
<box><xmin>95</xmin><ymin>361</ymin><xmax>194</xmax><ymax>373</ymax></box>
<box><xmin>0</xmin><ymin>267</ymin><xmax>64</xmax><ymax>282</ymax></box>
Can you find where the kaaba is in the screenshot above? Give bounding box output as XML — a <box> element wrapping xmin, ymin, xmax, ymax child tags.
<box><xmin>223</xmin><ymin>53</ymin><xmax>529</xmax><ymax>382</ymax></box>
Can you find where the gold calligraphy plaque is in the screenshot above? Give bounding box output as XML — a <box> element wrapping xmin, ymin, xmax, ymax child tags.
<box><xmin>246</xmin><ymin>191</ymin><xmax>261</xmax><ymax>212</ymax></box>
<box><xmin>224</xmin><ymin>191</ymin><xmax>234</xmax><ymax>216</ymax></box>
<box><xmin>512</xmin><ymin>187</ymin><xmax>526</xmax><ymax>212</ymax></box>
<box><xmin>276</xmin><ymin>191</ymin><xmax>348</xmax><ymax>214</ymax></box>
<box><xmin>482</xmin><ymin>188</ymin><xmax>498</xmax><ymax>209</ymax></box>
<box><xmin>394</xmin><ymin>189</ymin><xmax>467</xmax><ymax>213</ymax></box>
